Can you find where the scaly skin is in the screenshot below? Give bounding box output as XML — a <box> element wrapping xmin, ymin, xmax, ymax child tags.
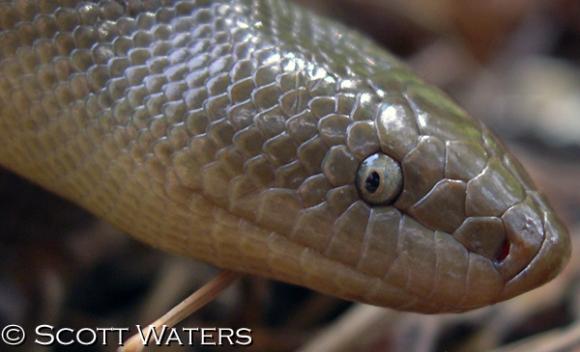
<box><xmin>0</xmin><ymin>0</ymin><xmax>571</xmax><ymax>313</ymax></box>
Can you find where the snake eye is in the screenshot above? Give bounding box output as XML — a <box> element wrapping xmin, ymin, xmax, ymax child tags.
<box><xmin>356</xmin><ymin>153</ymin><xmax>403</xmax><ymax>205</ymax></box>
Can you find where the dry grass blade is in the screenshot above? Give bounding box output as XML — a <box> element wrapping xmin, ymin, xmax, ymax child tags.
<box><xmin>119</xmin><ymin>270</ymin><xmax>241</xmax><ymax>352</ymax></box>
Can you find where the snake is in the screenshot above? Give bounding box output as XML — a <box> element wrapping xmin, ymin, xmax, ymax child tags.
<box><xmin>0</xmin><ymin>0</ymin><xmax>571</xmax><ymax>313</ymax></box>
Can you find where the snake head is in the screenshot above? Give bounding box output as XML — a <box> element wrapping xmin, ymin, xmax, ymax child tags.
<box><xmin>332</xmin><ymin>79</ymin><xmax>571</xmax><ymax>312</ymax></box>
<box><xmin>251</xmin><ymin>63</ymin><xmax>571</xmax><ymax>312</ymax></box>
<box><xmin>222</xmin><ymin>3</ymin><xmax>571</xmax><ymax>312</ymax></box>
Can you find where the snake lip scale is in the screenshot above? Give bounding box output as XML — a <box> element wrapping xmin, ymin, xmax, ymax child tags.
<box><xmin>0</xmin><ymin>0</ymin><xmax>571</xmax><ymax>313</ymax></box>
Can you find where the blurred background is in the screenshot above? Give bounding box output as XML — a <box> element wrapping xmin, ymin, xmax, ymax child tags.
<box><xmin>1</xmin><ymin>0</ymin><xmax>579</xmax><ymax>351</ymax></box>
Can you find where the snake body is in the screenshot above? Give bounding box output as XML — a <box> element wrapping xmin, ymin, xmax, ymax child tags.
<box><xmin>0</xmin><ymin>0</ymin><xmax>571</xmax><ymax>313</ymax></box>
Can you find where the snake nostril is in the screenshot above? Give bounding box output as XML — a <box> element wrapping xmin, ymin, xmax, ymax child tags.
<box><xmin>496</xmin><ymin>239</ymin><xmax>511</xmax><ymax>262</ymax></box>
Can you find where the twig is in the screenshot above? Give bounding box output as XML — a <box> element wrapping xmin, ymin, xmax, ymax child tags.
<box><xmin>119</xmin><ymin>270</ymin><xmax>240</xmax><ymax>352</ymax></box>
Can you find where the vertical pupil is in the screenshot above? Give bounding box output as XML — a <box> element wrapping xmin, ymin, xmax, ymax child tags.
<box><xmin>365</xmin><ymin>171</ymin><xmax>381</xmax><ymax>193</ymax></box>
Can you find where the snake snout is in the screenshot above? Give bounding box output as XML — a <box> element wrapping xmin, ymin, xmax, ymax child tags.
<box><xmin>445</xmin><ymin>153</ymin><xmax>571</xmax><ymax>309</ymax></box>
<box><xmin>369</xmin><ymin>88</ymin><xmax>571</xmax><ymax>310</ymax></box>
<box><xmin>496</xmin><ymin>193</ymin><xmax>571</xmax><ymax>300</ymax></box>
